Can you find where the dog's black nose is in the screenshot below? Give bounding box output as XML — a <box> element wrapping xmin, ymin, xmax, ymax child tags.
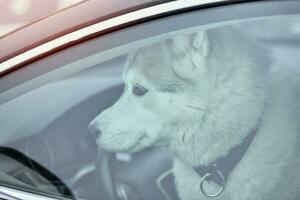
<box><xmin>88</xmin><ymin>123</ymin><xmax>102</xmax><ymax>139</ymax></box>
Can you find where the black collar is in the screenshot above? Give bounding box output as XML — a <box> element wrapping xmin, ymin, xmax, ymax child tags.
<box><xmin>195</xmin><ymin>125</ymin><xmax>258</xmax><ymax>181</ymax></box>
<box><xmin>194</xmin><ymin>123</ymin><xmax>260</xmax><ymax>198</ymax></box>
<box><xmin>160</xmin><ymin>124</ymin><xmax>260</xmax><ymax>200</ymax></box>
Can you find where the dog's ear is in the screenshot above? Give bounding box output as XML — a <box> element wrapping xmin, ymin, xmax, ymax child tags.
<box><xmin>170</xmin><ymin>31</ymin><xmax>210</xmax><ymax>81</ymax></box>
<box><xmin>192</xmin><ymin>31</ymin><xmax>210</xmax><ymax>58</ymax></box>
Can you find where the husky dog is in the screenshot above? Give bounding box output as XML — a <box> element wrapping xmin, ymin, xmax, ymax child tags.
<box><xmin>89</xmin><ymin>26</ymin><xmax>300</xmax><ymax>200</ymax></box>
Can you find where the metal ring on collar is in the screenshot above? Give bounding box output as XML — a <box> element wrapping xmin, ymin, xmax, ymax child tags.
<box><xmin>200</xmin><ymin>172</ymin><xmax>226</xmax><ymax>198</ymax></box>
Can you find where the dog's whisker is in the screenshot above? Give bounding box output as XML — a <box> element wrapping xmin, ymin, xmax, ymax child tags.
<box><xmin>185</xmin><ymin>104</ymin><xmax>205</xmax><ymax>111</ymax></box>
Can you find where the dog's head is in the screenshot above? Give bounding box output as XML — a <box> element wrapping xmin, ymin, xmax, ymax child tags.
<box><xmin>89</xmin><ymin>31</ymin><xmax>212</xmax><ymax>153</ymax></box>
<box><xmin>89</xmin><ymin>28</ymin><xmax>269</xmax><ymax>165</ymax></box>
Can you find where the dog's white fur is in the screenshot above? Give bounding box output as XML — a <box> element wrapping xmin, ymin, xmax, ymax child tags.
<box><xmin>90</xmin><ymin>26</ymin><xmax>300</xmax><ymax>199</ymax></box>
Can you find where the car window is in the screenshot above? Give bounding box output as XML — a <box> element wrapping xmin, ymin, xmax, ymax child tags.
<box><xmin>0</xmin><ymin>2</ymin><xmax>300</xmax><ymax>200</ymax></box>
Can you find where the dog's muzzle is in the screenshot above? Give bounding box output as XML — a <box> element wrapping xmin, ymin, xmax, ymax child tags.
<box><xmin>88</xmin><ymin>122</ymin><xmax>102</xmax><ymax>139</ymax></box>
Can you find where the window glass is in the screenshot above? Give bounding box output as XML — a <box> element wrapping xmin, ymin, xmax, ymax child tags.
<box><xmin>0</xmin><ymin>11</ymin><xmax>300</xmax><ymax>200</ymax></box>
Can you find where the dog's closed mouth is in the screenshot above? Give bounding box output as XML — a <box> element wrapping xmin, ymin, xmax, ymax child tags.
<box><xmin>123</xmin><ymin>134</ymin><xmax>150</xmax><ymax>153</ymax></box>
<box><xmin>115</xmin><ymin>135</ymin><xmax>153</xmax><ymax>153</ymax></box>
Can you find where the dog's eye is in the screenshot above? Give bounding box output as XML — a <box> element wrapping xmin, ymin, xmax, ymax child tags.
<box><xmin>133</xmin><ymin>85</ymin><xmax>148</xmax><ymax>96</ymax></box>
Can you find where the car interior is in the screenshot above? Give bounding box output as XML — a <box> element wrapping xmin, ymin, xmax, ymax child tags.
<box><xmin>0</xmin><ymin>55</ymin><xmax>177</xmax><ymax>200</ymax></box>
<box><xmin>0</xmin><ymin>10</ymin><xmax>299</xmax><ymax>200</ymax></box>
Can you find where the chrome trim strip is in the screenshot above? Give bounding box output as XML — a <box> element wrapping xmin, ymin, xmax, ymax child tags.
<box><xmin>0</xmin><ymin>0</ymin><xmax>228</xmax><ymax>74</ymax></box>
<box><xmin>0</xmin><ymin>185</ymin><xmax>62</xmax><ymax>200</ymax></box>
<box><xmin>0</xmin><ymin>190</ymin><xmax>20</xmax><ymax>200</ymax></box>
